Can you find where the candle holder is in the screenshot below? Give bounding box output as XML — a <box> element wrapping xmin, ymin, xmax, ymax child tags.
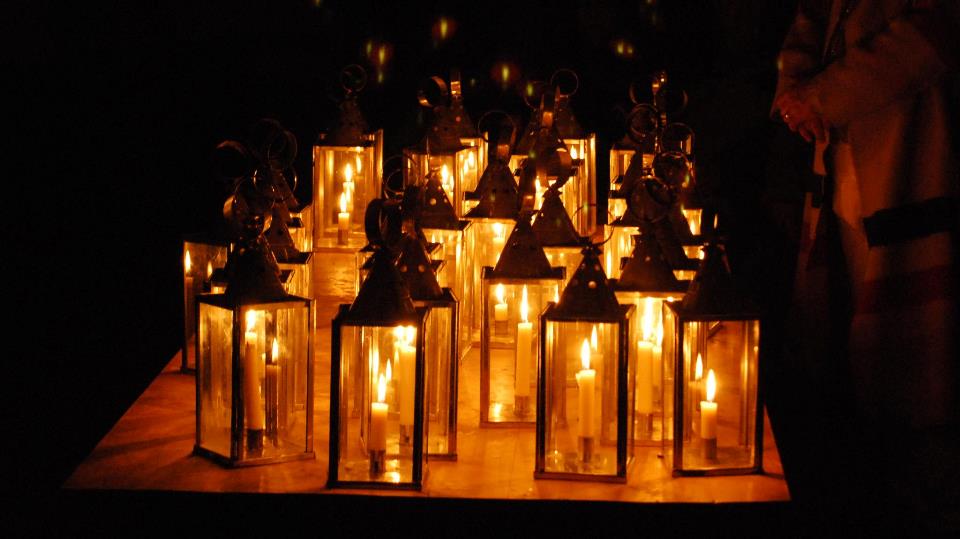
<box><xmin>182</xmin><ymin>232</ymin><xmax>231</xmax><ymax>373</ymax></box>
<box><xmin>662</xmin><ymin>240</ymin><xmax>762</xmax><ymax>476</ymax></box>
<box><xmin>329</xmin><ymin>247</ymin><xmax>428</xmax><ymax>489</ymax></box>
<box><xmin>395</xmin><ymin>231</ymin><xmax>460</xmax><ymax>460</ymax></box>
<box><xmin>610</xmin><ymin>222</ymin><xmax>689</xmax><ymax>445</ymax></box>
<box><xmin>537</xmin><ymin>245</ymin><xmax>636</xmax><ymax>482</ymax></box>
<box><xmin>480</xmin><ymin>214</ymin><xmax>564</xmax><ymax>426</ymax></box>
<box><xmin>194</xmin><ymin>168</ymin><xmax>313</xmax><ymax>467</ymax></box>
<box><xmin>312</xmin><ymin>66</ymin><xmax>383</xmax><ymax>249</ymax></box>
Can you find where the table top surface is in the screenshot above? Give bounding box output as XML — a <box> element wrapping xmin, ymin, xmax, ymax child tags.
<box><xmin>64</xmin><ymin>251</ymin><xmax>790</xmax><ymax>504</ymax></box>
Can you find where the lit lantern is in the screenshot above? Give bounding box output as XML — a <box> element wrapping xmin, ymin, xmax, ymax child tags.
<box><xmin>404</xmin><ymin>74</ymin><xmax>483</xmax><ymax>217</ymax></box>
<box><xmin>463</xmin><ymin>149</ymin><xmax>519</xmax><ymax>344</ymax></box>
<box><xmin>395</xmin><ymin>233</ymin><xmax>459</xmax><ymax>459</ymax></box>
<box><xmin>552</xmin><ymin>69</ymin><xmax>598</xmax><ymax>236</ymax></box>
<box><xmin>182</xmin><ymin>233</ymin><xmax>231</xmax><ymax>372</ymax></box>
<box><xmin>313</xmin><ymin>65</ymin><xmax>383</xmax><ymax>248</ymax></box>
<box><xmin>661</xmin><ymin>240</ymin><xmax>762</xmax><ymax>475</ymax></box>
<box><xmin>608</xmin><ymin>103</ymin><xmax>659</xmax><ymax>221</ymax></box>
<box><xmin>194</xmin><ymin>185</ymin><xmax>313</xmax><ymax>466</ymax></box>
<box><xmin>537</xmin><ymin>245</ymin><xmax>636</xmax><ymax>481</ymax></box>
<box><xmin>329</xmin><ymin>247</ymin><xmax>428</xmax><ymax>489</ymax></box>
<box><xmin>532</xmin><ymin>184</ymin><xmax>588</xmax><ymax>285</ymax></box>
<box><xmin>480</xmin><ymin>214</ymin><xmax>564</xmax><ymax>426</ymax></box>
<box><xmin>610</xmin><ymin>223</ymin><xmax>688</xmax><ymax>444</ymax></box>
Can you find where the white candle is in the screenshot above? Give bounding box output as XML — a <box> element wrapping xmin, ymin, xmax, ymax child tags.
<box><xmin>701</xmin><ymin>369</ymin><xmax>718</xmax><ymax>459</ymax></box>
<box><xmin>337</xmin><ymin>192</ymin><xmax>350</xmax><ymax>245</ymax></box>
<box><xmin>343</xmin><ymin>162</ymin><xmax>355</xmax><ymax>212</ymax></box>
<box><xmin>637</xmin><ymin>341</ymin><xmax>654</xmax><ymax>414</ymax></box>
<box><xmin>576</xmin><ymin>339</ymin><xmax>596</xmax><ymax>438</ymax></box>
<box><xmin>243</xmin><ymin>311</ymin><xmax>265</xmax><ymax>431</ymax></box>
<box><xmin>492</xmin><ymin>223</ymin><xmax>505</xmax><ymax>258</ymax></box>
<box><xmin>398</xmin><ymin>329</ymin><xmax>417</xmax><ymax>427</ymax></box>
<box><xmin>494</xmin><ymin>283</ymin><xmax>508</xmax><ymax>322</ymax></box>
<box><xmin>515</xmin><ymin>285</ymin><xmax>532</xmax><ymax>397</ymax></box>
<box><xmin>369</xmin><ymin>374</ymin><xmax>388</xmax><ymax>452</ymax></box>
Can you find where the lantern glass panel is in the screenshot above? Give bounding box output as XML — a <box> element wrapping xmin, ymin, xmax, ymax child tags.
<box><xmin>564</xmin><ymin>136</ymin><xmax>597</xmax><ymax>236</ymax></box>
<box><xmin>542</xmin><ymin>246</ymin><xmax>583</xmax><ymax>286</ymax></box>
<box><xmin>481</xmin><ymin>279</ymin><xmax>560</xmax><ymax>425</ymax></box>
<box><xmin>289</xmin><ymin>207</ymin><xmax>313</xmax><ymax>253</ymax></box>
<box><xmin>541</xmin><ymin>319</ymin><xmax>633</xmax><ymax>477</ymax></box>
<box><xmin>609</xmin><ymin>148</ymin><xmax>634</xmax><ymax>189</ymax></box>
<box><xmin>457</xmin><ymin>138</ymin><xmax>485</xmax><ymax>215</ymax></box>
<box><xmin>196</xmin><ymin>300</ymin><xmax>312</xmax><ymax>464</ymax></box>
<box><xmin>464</xmin><ymin>219</ymin><xmax>514</xmax><ymax>341</ymax></box>
<box><xmin>406</xmin><ymin>149</ymin><xmax>475</xmax><ymax>218</ymax></box>
<box><xmin>183</xmin><ymin>240</ymin><xmax>228</xmax><ymax>371</ymax></box>
<box><xmin>278</xmin><ymin>261</ymin><xmax>310</xmax><ymax>299</ymax></box>
<box><xmin>602</xmin><ymin>226</ymin><xmax>637</xmax><ymax>280</ymax></box>
<box><xmin>312</xmin><ymin>142</ymin><xmax>378</xmax><ymax>245</ymax></box>
<box><xmin>423</xmin><ymin>226</ymin><xmax>473</xmax><ymax>360</ymax></box>
<box><xmin>334</xmin><ymin>324</ymin><xmax>425</xmax><ymax>485</ymax></box>
<box><xmin>424</xmin><ymin>304</ymin><xmax>455</xmax><ymax>456</ymax></box>
<box><xmin>681</xmin><ymin>207</ymin><xmax>702</xmax><ymax>237</ymax></box>
<box><xmin>663</xmin><ymin>304</ymin><xmax>761</xmax><ymax>473</ymax></box>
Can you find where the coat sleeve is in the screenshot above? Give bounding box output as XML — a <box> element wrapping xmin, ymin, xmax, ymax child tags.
<box><xmin>807</xmin><ymin>0</ymin><xmax>959</xmax><ymax>126</ymax></box>
<box><xmin>772</xmin><ymin>0</ymin><xmax>830</xmax><ymax>117</ymax></box>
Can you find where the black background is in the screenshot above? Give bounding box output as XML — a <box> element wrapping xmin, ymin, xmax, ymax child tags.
<box><xmin>12</xmin><ymin>0</ymin><xmax>942</xmax><ymax>534</ymax></box>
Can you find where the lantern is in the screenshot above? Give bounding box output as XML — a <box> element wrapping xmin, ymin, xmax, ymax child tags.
<box><xmin>480</xmin><ymin>214</ymin><xmax>564</xmax><ymax>426</ymax></box>
<box><xmin>552</xmin><ymin>70</ymin><xmax>597</xmax><ymax>236</ymax></box>
<box><xmin>608</xmin><ymin>103</ymin><xmax>658</xmax><ymax>222</ymax></box>
<box><xmin>532</xmin><ymin>185</ymin><xmax>587</xmax><ymax>285</ymax></box>
<box><xmin>661</xmin><ymin>241</ymin><xmax>762</xmax><ymax>475</ymax></box>
<box><xmin>537</xmin><ymin>245</ymin><xmax>636</xmax><ymax>481</ymax></box>
<box><xmin>404</xmin><ymin>74</ymin><xmax>483</xmax><ymax>217</ymax></box>
<box><xmin>610</xmin><ymin>223</ymin><xmax>688</xmax><ymax>444</ymax></box>
<box><xmin>182</xmin><ymin>232</ymin><xmax>231</xmax><ymax>372</ymax></box>
<box><xmin>264</xmin><ymin>206</ymin><xmax>313</xmax><ymax>300</ymax></box>
<box><xmin>329</xmin><ymin>247</ymin><xmax>428</xmax><ymax>489</ymax></box>
<box><xmin>194</xmin><ymin>240</ymin><xmax>313</xmax><ymax>466</ymax></box>
<box><xmin>313</xmin><ymin>66</ymin><xmax>383</xmax><ymax>249</ymax></box>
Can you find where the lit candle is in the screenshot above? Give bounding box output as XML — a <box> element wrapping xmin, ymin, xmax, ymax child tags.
<box><xmin>701</xmin><ymin>369</ymin><xmax>718</xmax><ymax>460</ymax></box>
<box><xmin>494</xmin><ymin>283</ymin><xmax>508</xmax><ymax>335</ymax></box>
<box><xmin>343</xmin><ymin>162</ymin><xmax>355</xmax><ymax>213</ymax></box>
<box><xmin>515</xmin><ymin>286</ymin><xmax>532</xmax><ymax>401</ymax></box>
<box><xmin>243</xmin><ymin>311</ymin><xmax>265</xmax><ymax>442</ymax></box>
<box><xmin>337</xmin><ymin>192</ymin><xmax>350</xmax><ymax>245</ymax></box>
<box><xmin>637</xmin><ymin>339</ymin><xmax>654</xmax><ymax>415</ymax></box>
<box><xmin>492</xmin><ymin>223</ymin><xmax>506</xmax><ymax>262</ymax></box>
<box><xmin>369</xmin><ymin>373</ymin><xmax>388</xmax><ymax>474</ymax></box>
<box><xmin>576</xmin><ymin>339</ymin><xmax>596</xmax><ymax>439</ymax></box>
<box><xmin>570</xmin><ymin>145</ymin><xmax>579</xmax><ymax>160</ymax></box>
<box><xmin>397</xmin><ymin>326</ymin><xmax>416</xmax><ymax>443</ymax></box>
<box><xmin>184</xmin><ymin>250</ymin><xmax>194</xmax><ymax>291</ymax></box>
<box><xmin>265</xmin><ymin>338</ymin><xmax>280</xmax><ymax>440</ymax></box>
<box><xmin>440</xmin><ymin>163</ymin><xmax>452</xmax><ymax>200</ymax></box>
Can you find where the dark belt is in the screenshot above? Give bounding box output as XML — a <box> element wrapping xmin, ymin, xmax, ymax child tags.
<box><xmin>863</xmin><ymin>196</ymin><xmax>957</xmax><ymax>247</ymax></box>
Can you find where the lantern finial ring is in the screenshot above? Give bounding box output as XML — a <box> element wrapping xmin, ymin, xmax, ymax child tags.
<box><xmin>417</xmin><ymin>75</ymin><xmax>450</xmax><ymax>108</ymax></box>
<box><xmin>340</xmin><ymin>64</ymin><xmax>368</xmax><ymax>95</ymax></box>
<box><xmin>550</xmin><ymin>68</ymin><xmax>579</xmax><ymax>97</ymax></box>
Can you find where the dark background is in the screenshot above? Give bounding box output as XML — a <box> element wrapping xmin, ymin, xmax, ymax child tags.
<box><xmin>13</xmin><ymin>0</ymin><xmax>946</xmax><ymax>534</ymax></box>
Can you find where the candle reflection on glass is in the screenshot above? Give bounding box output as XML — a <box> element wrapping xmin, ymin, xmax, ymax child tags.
<box><xmin>337</xmin><ymin>192</ymin><xmax>350</xmax><ymax>245</ymax></box>
<box><xmin>494</xmin><ymin>283</ymin><xmax>508</xmax><ymax>336</ymax></box>
<box><xmin>243</xmin><ymin>310</ymin><xmax>265</xmax><ymax>453</ymax></box>
<box><xmin>701</xmin><ymin>369</ymin><xmax>718</xmax><ymax>460</ymax></box>
<box><xmin>515</xmin><ymin>286</ymin><xmax>532</xmax><ymax>415</ymax></box>
<box><xmin>369</xmin><ymin>373</ymin><xmax>388</xmax><ymax>474</ymax></box>
<box><xmin>576</xmin><ymin>339</ymin><xmax>596</xmax><ymax>463</ymax></box>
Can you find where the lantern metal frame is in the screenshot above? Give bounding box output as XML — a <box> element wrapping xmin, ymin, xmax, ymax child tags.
<box><xmin>182</xmin><ymin>232</ymin><xmax>231</xmax><ymax>372</ymax></box>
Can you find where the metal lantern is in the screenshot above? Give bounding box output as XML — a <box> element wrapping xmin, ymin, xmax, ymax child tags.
<box><xmin>312</xmin><ymin>66</ymin><xmax>383</xmax><ymax>248</ymax></box>
<box><xmin>537</xmin><ymin>245</ymin><xmax>636</xmax><ymax>481</ymax></box>
<box><xmin>610</xmin><ymin>223</ymin><xmax>688</xmax><ymax>445</ymax></box>
<box><xmin>265</xmin><ymin>205</ymin><xmax>313</xmax><ymax>300</ymax></box>
<box><xmin>480</xmin><ymin>214</ymin><xmax>564</xmax><ymax>426</ymax></box>
<box><xmin>552</xmin><ymin>70</ymin><xmax>597</xmax><ymax>236</ymax></box>
<box><xmin>404</xmin><ymin>74</ymin><xmax>483</xmax><ymax>218</ymax></box>
<box><xmin>182</xmin><ymin>232</ymin><xmax>231</xmax><ymax>372</ymax></box>
<box><xmin>395</xmin><ymin>233</ymin><xmax>459</xmax><ymax>459</ymax></box>
<box><xmin>662</xmin><ymin>241</ymin><xmax>762</xmax><ymax>476</ymax></box>
<box><xmin>532</xmin><ymin>185</ymin><xmax>588</xmax><ymax>285</ymax></box>
<box><xmin>329</xmin><ymin>247</ymin><xmax>428</xmax><ymax>489</ymax></box>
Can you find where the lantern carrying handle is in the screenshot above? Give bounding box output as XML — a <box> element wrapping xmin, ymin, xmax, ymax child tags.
<box><xmin>628</xmin><ymin>79</ymin><xmax>646</xmax><ymax>105</ymax></box>
<box><xmin>212</xmin><ymin>139</ymin><xmax>255</xmax><ymax>185</ymax></box>
<box><xmin>625</xmin><ymin>103</ymin><xmax>660</xmax><ymax>146</ymax></box>
<box><xmin>417</xmin><ymin>76</ymin><xmax>450</xmax><ymax>108</ymax></box>
<box><xmin>381</xmin><ymin>154</ymin><xmax>419</xmax><ymax>197</ymax></box>
<box><xmin>522</xmin><ymin>80</ymin><xmax>547</xmax><ymax>110</ymax></box>
<box><xmin>476</xmin><ymin>110</ymin><xmax>517</xmax><ymax>147</ymax></box>
<box><xmin>549</xmin><ymin>68</ymin><xmax>579</xmax><ymax>97</ymax></box>
<box><xmin>340</xmin><ymin>64</ymin><xmax>368</xmax><ymax>95</ymax></box>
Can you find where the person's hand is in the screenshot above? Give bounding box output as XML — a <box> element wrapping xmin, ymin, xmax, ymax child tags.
<box><xmin>775</xmin><ymin>85</ymin><xmax>829</xmax><ymax>143</ymax></box>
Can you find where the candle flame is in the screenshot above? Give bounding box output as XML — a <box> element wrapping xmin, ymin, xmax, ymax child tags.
<box><xmin>271</xmin><ymin>338</ymin><xmax>279</xmax><ymax>361</ymax></box>
<box><xmin>184</xmin><ymin>250</ymin><xmax>192</xmax><ymax>273</ymax></box>
<box><xmin>641</xmin><ymin>297</ymin><xmax>656</xmax><ymax>342</ymax></box>
<box><xmin>495</xmin><ymin>282</ymin><xmax>505</xmax><ymax>304</ymax></box>
<box><xmin>206</xmin><ymin>261</ymin><xmax>213</xmax><ymax>279</ymax></box>
<box><xmin>245</xmin><ymin>310</ymin><xmax>257</xmax><ymax>332</ymax></box>
<box><xmin>581</xmin><ymin>339</ymin><xmax>591</xmax><ymax>370</ymax></box>
<box><xmin>467</xmin><ymin>151</ymin><xmax>476</xmax><ymax>168</ymax></box>
<box><xmin>695</xmin><ymin>353</ymin><xmax>703</xmax><ymax>381</ymax></box>
<box><xmin>441</xmin><ymin>164</ymin><xmax>450</xmax><ymax>183</ymax></box>
<box><xmin>570</xmin><ymin>146</ymin><xmax>578</xmax><ymax>160</ymax></box>
<box><xmin>554</xmin><ymin>286</ymin><xmax>559</xmax><ymax>303</ymax></box>
<box><xmin>339</xmin><ymin>191</ymin><xmax>348</xmax><ymax>213</ymax></box>
<box><xmin>344</xmin><ymin>162</ymin><xmax>354</xmax><ymax>183</ymax></box>
<box><xmin>377</xmin><ymin>373</ymin><xmax>387</xmax><ymax>403</ymax></box>
<box><xmin>404</xmin><ymin>325</ymin><xmax>416</xmax><ymax>344</ymax></box>
<box><xmin>385</xmin><ymin>358</ymin><xmax>392</xmax><ymax>382</ymax></box>
<box><xmin>520</xmin><ymin>285</ymin><xmax>529</xmax><ymax>323</ymax></box>
<box><xmin>492</xmin><ymin>222</ymin><xmax>504</xmax><ymax>240</ymax></box>
<box><xmin>355</xmin><ymin>155</ymin><xmax>362</xmax><ymax>173</ymax></box>
<box><xmin>706</xmin><ymin>369</ymin><xmax>716</xmax><ymax>402</ymax></box>
<box><xmin>590</xmin><ymin>325</ymin><xmax>599</xmax><ymax>351</ymax></box>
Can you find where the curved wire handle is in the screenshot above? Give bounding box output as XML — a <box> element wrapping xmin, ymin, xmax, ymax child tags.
<box><xmin>522</xmin><ymin>79</ymin><xmax>547</xmax><ymax>110</ymax></box>
<box><xmin>476</xmin><ymin>109</ymin><xmax>518</xmax><ymax>147</ymax></box>
<box><xmin>340</xmin><ymin>64</ymin><xmax>368</xmax><ymax>95</ymax></box>
<box><xmin>381</xmin><ymin>153</ymin><xmax>420</xmax><ymax>196</ymax></box>
<box><xmin>549</xmin><ymin>68</ymin><xmax>580</xmax><ymax>97</ymax></box>
<box><xmin>417</xmin><ymin>75</ymin><xmax>450</xmax><ymax>108</ymax></box>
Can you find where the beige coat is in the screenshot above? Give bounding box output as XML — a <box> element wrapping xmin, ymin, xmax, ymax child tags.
<box><xmin>776</xmin><ymin>0</ymin><xmax>959</xmax><ymax>427</ymax></box>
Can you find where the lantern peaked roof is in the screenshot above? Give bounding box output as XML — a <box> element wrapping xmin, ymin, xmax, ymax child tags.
<box><xmin>417</xmin><ymin>167</ymin><xmax>462</xmax><ymax>229</ymax></box>
<box><xmin>448</xmin><ymin>72</ymin><xmax>478</xmax><ymax>139</ymax></box>
<box><xmin>555</xmin><ymin>92</ymin><xmax>585</xmax><ymax>139</ymax></box>
<box><xmin>611</xmin><ymin>225</ymin><xmax>687</xmax><ymax>293</ymax></box>
<box><xmin>552</xmin><ymin>245</ymin><xmax>624</xmax><ymax>320</ymax></box>
<box><xmin>346</xmin><ymin>246</ymin><xmax>417</xmax><ymax>322</ymax></box>
<box><xmin>532</xmin><ymin>188</ymin><xmax>586</xmax><ymax>247</ymax></box>
<box><xmin>395</xmin><ymin>233</ymin><xmax>444</xmax><ymax>301</ymax></box>
<box><xmin>464</xmin><ymin>159</ymin><xmax>519</xmax><ymax>220</ymax></box>
<box><xmin>680</xmin><ymin>242</ymin><xmax>759</xmax><ymax>316</ymax></box>
<box><xmin>490</xmin><ymin>213</ymin><xmax>565</xmax><ymax>280</ymax></box>
<box><xmin>223</xmin><ymin>238</ymin><xmax>290</xmax><ymax>304</ymax></box>
<box><xmin>324</xmin><ymin>96</ymin><xmax>372</xmax><ymax>147</ymax></box>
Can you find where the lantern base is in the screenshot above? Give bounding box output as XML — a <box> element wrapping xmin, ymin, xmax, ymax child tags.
<box><xmin>514</xmin><ymin>395</ymin><xmax>530</xmax><ymax>417</ymax></box>
<box><xmin>579</xmin><ymin>436</ymin><xmax>595</xmax><ymax>464</ymax></box>
<box><xmin>246</xmin><ymin>429</ymin><xmax>264</xmax><ymax>456</ymax></box>
<box><xmin>369</xmin><ymin>449</ymin><xmax>386</xmax><ymax>475</ymax></box>
<box><xmin>702</xmin><ymin>438</ymin><xmax>718</xmax><ymax>461</ymax></box>
<box><xmin>399</xmin><ymin>424</ymin><xmax>414</xmax><ymax>446</ymax></box>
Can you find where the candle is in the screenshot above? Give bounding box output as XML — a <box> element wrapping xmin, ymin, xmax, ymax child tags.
<box><xmin>243</xmin><ymin>311</ymin><xmax>266</xmax><ymax>435</ymax></box>
<box><xmin>337</xmin><ymin>192</ymin><xmax>350</xmax><ymax>245</ymax></box>
<box><xmin>701</xmin><ymin>369</ymin><xmax>718</xmax><ymax>460</ymax></box>
<box><xmin>440</xmin><ymin>163</ymin><xmax>452</xmax><ymax>200</ymax></box>
<box><xmin>637</xmin><ymin>340</ymin><xmax>654</xmax><ymax>414</ymax></box>
<box><xmin>397</xmin><ymin>326</ymin><xmax>416</xmax><ymax>442</ymax></box>
<box><xmin>494</xmin><ymin>283</ymin><xmax>508</xmax><ymax>335</ymax></box>
<box><xmin>570</xmin><ymin>145</ymin><xmax>579</xmax><ymax>160</ymax></box>
<box><xmin>370</xmin><ymin>374</ymin><xmax>388</xmax><ymax>452</ymax></box>
<box><xmin>343</xmin><ymin>162</ymin><xmax>355</xmax><ymax>212</ymax></box>
<box><xmin>265</xmin><ymin>338</ymin><xmax>280</xmax><ymax>440</ymax></box>
<box><xmin>515</xmin><ymin>285</ymin><xmax>532</xmax><ymax>399</ymax></box>
<box><xmin>576</xmin><ymin>339</ymin><xmax>596</xmax><ymax>439</ymax></box>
